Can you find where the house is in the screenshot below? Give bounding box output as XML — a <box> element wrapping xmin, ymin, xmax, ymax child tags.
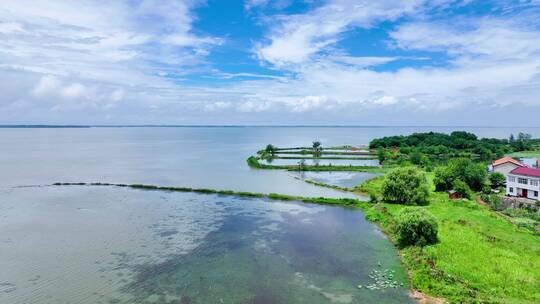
<box><xmin>448</xmin><ymin>190</ymin><xmax>463</xmax><ymax>200</ymax></box>
<box><xmin>491</xmin><ymin>157</ymin><xmax>526</xmax><ymax>175</ymax></box>
<box><xmin>506</xmin><ymin>167</ymin><xmax>540</xmax><ymax>200</ymax></box>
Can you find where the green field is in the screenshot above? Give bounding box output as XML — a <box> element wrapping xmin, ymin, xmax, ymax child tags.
<box><xmin>358</xmin><ymin>176</ymin><xmax>540</xmax><ymax>303</ymax></box>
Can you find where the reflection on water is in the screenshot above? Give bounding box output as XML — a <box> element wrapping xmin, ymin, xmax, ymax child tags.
<box><xmin>0</xmin><ymin>186</ymin><xmax>411</xmax><ymax>304</ymax></box>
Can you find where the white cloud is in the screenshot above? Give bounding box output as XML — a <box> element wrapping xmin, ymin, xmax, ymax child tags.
<box><xmin>390</xmin><ymin>19</ymin><xmax>540</xmax><ymax>61</ymax></box>
<box><xmin>245</xmin><ymin>0</ymin><xmax>269</xmax><ymax>10</ymax></box>
<box><xmin>255</xmin><ymin>0</ymin><xmax>425</xmax><ymax>66</ymax></box>
<box><xmin>370</xmin><ymin>95</ymin><xmax>398</xmax><ymax>106</ymax></box>
<box><xmin>32</xmin><ymin>75</ymin><xmax>62</xmax><ymax>97</ymax></box>
<box><xmin>286</xmin><ymin>95</ymin><xmax>330</xmax><ymax>112</ymax></box>
<box><xmin>61</xmin><ymin>83</ymin><xmax>86</xmax><ymax>100</ymax></box>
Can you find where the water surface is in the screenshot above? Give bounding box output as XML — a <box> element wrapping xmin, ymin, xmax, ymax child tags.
<box><xmin>0</xmin><ymin>186</ymin><xmax>411</xmax><ymax>304</ymax></box>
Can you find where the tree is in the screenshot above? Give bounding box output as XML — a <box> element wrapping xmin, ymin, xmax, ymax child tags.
<box><xmin>381</xmin><ymin>167</ymin><xmax>430</xmax><ymax>205</ymax></box>
<box><xmin>395</xmin><ymin>207</ymin><xmax>438</xmax><ymax>247</ymax></box>
<box><xmin>377</xmin><ymin>148</ymin><xmax>388</xmax><ymax>164</ymax></box>
<box><xmin>488</xmin><ymin>172</ymin><xmax>506</xmax><ymax>189</ymax></box>
<box><xmin>410</xmin><ymin>151</ymin><xmax>429</xmax><ymax>167</ymax></box>
<box><xmin>433</xmin><ymin>166</ymin><xmax>453</xmax><ymax>191</ymax></box>
<box><xmin>433</xmin><ymin>158</ymin><xmax>488</xmax><ymax>192</ymax></box>
<box><xmin>265</xmin><ymin>144</ymin><xmax>276</xmax><ymax>154</ymax></box>
<box><xmin>446</xmin><ymin>158</ymin><xmax>487</xmax><ymax>191</ymax></box>
<box><xmin>312</xmin><ymin>141</ymin><xmax>322</xmax><ymax>156</ymax></box>
<box><xmin>298</xmin><ymin>159</ymin><xmax>307</xmax><ymax>171</ymax></box>
<box><xmin>452</xmin><ymin>179</ymin><xmax>472</xmax><ymax>199</ymax></box>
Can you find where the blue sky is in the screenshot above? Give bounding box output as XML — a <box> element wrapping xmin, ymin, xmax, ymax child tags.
<box><xmin>1</xmin><ymin>0</ymin><xmax>540</xmax><ymax>125</ymax></box>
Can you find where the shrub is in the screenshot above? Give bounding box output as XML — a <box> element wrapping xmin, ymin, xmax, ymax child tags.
<box><xmin>433</xmin><ymin>158</ymin><xmax>488</xmax><ymax>192</ymax></box>
<box><xmin>433</xmin><ymin>166</ymin><xmax>453</xmax><ymax>191</ymax></box>
<box><xmin>377</xmin><ymin>148</ymin><xmax>388</xmax><ymax>163</ymax></box>
<box><xmin>489</xmin><ymin>172</ymin><xmax>506</xmax><ymax>189</ymax></box>
<box><xmin>410</xmin><ymin>151</ymin><xmax>429</xmax><ymax>167</ymax></box>
<box><xmin>395</xmin><ymin>207</ymin><xmax>438</xmax><ymax>247</ymax></box>
<box><xmin>452</xmin><ymin>179</ymin><xmax>472</xmax><ymax>199</ymax></box>
<box><xmin>381</xmin><ymin>167</ymin><xmax>430</xmax><ymax>205</ymax></box>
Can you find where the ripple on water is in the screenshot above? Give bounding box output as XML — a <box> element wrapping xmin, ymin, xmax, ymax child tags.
<box><xmin>0</xmin><ymin>186</ymin><xmax>412</xmax><ymax>304</ymax></box>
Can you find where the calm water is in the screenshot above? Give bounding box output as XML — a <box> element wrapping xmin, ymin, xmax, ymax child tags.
<box><xmin>1</xmin><ymin>126</ymin><xmax>539</xmax><ymax>304</ymax></box>
<box><xmin>0</xmin><ymin>186</ymin><xmax>410</xmax><ymax>304</ymax></box>
<box><xmin>2</xmin><ymin>126</ymin><xmax>538</xmax><ymax>196</ymax></box>
<box><xmin>262</xmin><ymin>158</ymin><xmax>380</xmax><ymax>167</ymax></box>
<box><xmin>292</xmin><ymin>171</ymin><xmax>383</xmax><ymax>189</ymax></box>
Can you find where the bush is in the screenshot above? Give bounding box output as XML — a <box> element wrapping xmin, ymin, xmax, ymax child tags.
<box><xmin>382</xmin><ymin>167</ymin><xmax>430</xmax><ymax>205</ymax></box>
<box><xmin>433</xmin><ymin>166</ymin><xmax>453</xmax><ymax>191</ymax></box>
<box><xmin>452</xmin><ymin>179</ymin><xmax>472</xmax><ymax>199</ymax></box>
<box><xmin>433</xmin><ymin>158</ymin><xmax>488</xmax><ymax>192</ymax></box>
<box><xmin>395</xmin><ymin>207</ymin><xmax>438</xmax><ymax>247</ymax></box>
<box><xmin>489</xmin><ymin>172</ymin><xmax>506</xmax><ymax>189</ymax></box>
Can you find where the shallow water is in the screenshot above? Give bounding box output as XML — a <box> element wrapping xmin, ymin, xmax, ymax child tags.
<box><xmin>292</xmin><ymin>171</ymin><xmax>382</xmax><ymax>188</ymax></box>
<box><xmin>0</xmin><ymin>186</ymin><xmax>411</xmax><ymax>304</ymax></box>
<box><xmin>263</xmin><ymin>158</ymin><xmax>380</xmax><ymax>167</ymax></box>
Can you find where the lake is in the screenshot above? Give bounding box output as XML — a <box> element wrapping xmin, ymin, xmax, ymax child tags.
<box><xmin>1</xmin><ymin>126</ymin><xmax>539</xmax><ymax>303</ymax></box>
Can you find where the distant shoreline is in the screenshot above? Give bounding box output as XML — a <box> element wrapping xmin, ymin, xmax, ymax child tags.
<box><xmin>2</xmin><ymin>125</ymin><xmax>540</xmax><ymax>129</ymax></box>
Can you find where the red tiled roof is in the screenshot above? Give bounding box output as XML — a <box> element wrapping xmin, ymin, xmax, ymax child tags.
<box><xmin>510</xmin><ymin>166</ymin><xmax>540</xmax><ymax>178</ymax></box>
<box><xmin>492</xmin><ymin>157</ymin><xmax>525</xmax><ymax>167</ymax></box>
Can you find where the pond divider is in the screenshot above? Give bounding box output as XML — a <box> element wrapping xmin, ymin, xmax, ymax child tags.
<box><xmin>247</xmin><ymin>156</ymin><xmax>382</xmax><ymax>172</ymax></box>
<box><xmin>51</xmin><ymin>182</ymin><xmax>367</xmax><ymax>207</ymax></box>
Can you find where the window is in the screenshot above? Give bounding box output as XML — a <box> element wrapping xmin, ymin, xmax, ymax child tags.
<box><xmin>510</xmin><ymin>187</ymin><xmax>514</xmax><ymax>193</ymax></box>
<box><xmin>531</xmin><ymin>179</ymin><xmax>539</xmax><ymax>186</ymax></box>
<box><xmin>535</xmin><ymin>191</ymin><xmax>539</xmax><ymax>197</ymax></box>
<box><xmin>508</xmin><ymin>176</ymin><xmax>516</xmax><ymax>182</ymax></box>
<box><xmin>518</xmin><ymin>177</ymin><xmax>528</xmax><ymax>185</ymax></box>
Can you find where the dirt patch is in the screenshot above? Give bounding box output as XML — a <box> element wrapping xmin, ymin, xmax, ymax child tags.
<box><xmin>409</xmin><ymin>289</ymin><xmax>446</xmax><ymax>304</ymax></box>
<box><xmin>475</xmin><ymin>195</ymin><xmax>488</xmax><ymax>207</ymax></box>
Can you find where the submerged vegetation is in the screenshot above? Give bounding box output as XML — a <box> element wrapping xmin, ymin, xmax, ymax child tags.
<box><xmin>52</xmin><ymin>182</ymin><xmax>364</xmax><ymax>207</ymax></box>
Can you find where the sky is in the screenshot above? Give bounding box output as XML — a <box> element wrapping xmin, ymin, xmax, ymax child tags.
<box><xmin>1</xmin><ymin>0</ymin><xmax>540</xmax><ymax>126</ymax></box>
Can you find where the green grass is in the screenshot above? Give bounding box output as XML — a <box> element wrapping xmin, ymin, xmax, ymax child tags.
<box><xmin>357</xmin><ymin>176</ymin><xmax>540</xmax><ymax>303</ymax></box>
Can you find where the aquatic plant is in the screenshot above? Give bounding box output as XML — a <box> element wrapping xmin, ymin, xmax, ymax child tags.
<box><xmin>358</xmin><ymin>264</ymin><xmax>403</xmax><ymax>291</ymax></box>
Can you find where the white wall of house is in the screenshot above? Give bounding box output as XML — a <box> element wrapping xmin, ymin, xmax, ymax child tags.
<box><xmin>506</xmin><ymin>174</ymin><xmax>540</xmax><ymax>200</ymax></box>
<box><xmin>493</xmin><ymin>162</ymin><xmax>521</xmax><ymax>176</ymax></box>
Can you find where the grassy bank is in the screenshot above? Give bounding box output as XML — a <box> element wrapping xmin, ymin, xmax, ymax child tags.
<box><xmin>275</xmin><ymin>150</ymin><xmax>375</xmax><ymax>156</ymax></box>
<box><xmin>247</xmin><ymin>156</ymin><xmax>382</xmax><ymax>172</ymax></box>
<box><xmin>273</xmin><ymin>156</ymin><xmax>378</xmax><ymax>160</ymax></box>
<box><xmin>357</xmin><ymin>176</ymin><xmax>540</xmax><ymax>303</ymax></box>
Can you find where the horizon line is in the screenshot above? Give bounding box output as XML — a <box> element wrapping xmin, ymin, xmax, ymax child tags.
<box><xmin>1</xmin><ymin>124</ymin><xmax>540</xmax><ymax>128</ymax></box>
